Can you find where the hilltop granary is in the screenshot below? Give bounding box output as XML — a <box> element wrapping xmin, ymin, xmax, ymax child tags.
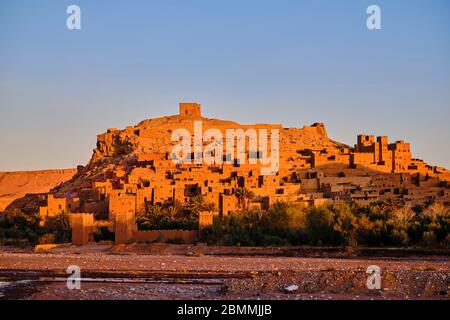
<box><xmin>35</xmin><ymin>103</ymin><xmax>450</xmax><ymax>245</ymax></box>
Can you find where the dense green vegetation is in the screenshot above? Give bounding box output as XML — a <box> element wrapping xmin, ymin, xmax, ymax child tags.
<box><xmin>0</xmin><ymin>209</ymin><xmax>72</xmax><ymax>245</ymax></box>
<box><xmin>1</xmin><ymin>198</ymin><xmax>448</xmax><ymax>248</ymax></box>
<box><xmin>136</xmin><ymin>199</ymin><xmax>205</xmax><ymax>231</ymax></box>
<box><xmin>201</xmin><ymin>201</ymin><xmax>450</xmax><ymax>247</ymax></box>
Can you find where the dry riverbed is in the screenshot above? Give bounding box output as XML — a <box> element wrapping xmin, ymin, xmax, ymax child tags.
<box><xmin>0</xmin><ymin>244</ymin><xmax>449</xmax><ymax>300</ymax></box>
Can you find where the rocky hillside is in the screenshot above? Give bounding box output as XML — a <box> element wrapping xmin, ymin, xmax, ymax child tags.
<box><xmin>2</xmin><ymin>106</ymin><xmax>448</xmax><ymax>213</ymax></box>
<box><xmin>52</xmin><ymin>113</ymin><xmax>344</xmax><ymax>197</ymax></box>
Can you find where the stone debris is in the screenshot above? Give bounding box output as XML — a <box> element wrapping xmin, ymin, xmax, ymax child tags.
<box><xmin>284</xmin><ymin>285</ymin><xmax>299</xmax><ymax>293</ymax></box>
<box><xmin>0</xmin><ymin>246</ymin><xmax>449</xmax><ymax>300</ymax></box>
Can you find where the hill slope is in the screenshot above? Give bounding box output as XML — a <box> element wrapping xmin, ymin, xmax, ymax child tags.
<box><xmin>0</xmin><ymin>169</ymin><xmax>77</xmax><ymax>212</ymax></box>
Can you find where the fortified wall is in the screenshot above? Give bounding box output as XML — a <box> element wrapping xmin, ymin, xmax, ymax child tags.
<box><xmin>70</xmin><ymin>211</ymin><xmax>213</xmax><ymax>245</ymax></box>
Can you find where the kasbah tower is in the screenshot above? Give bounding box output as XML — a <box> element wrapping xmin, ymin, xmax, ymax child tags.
<box><xmin>24</xmin><ymin>102</ymin><xmax>448</xmax><ymax>245</ymax></box>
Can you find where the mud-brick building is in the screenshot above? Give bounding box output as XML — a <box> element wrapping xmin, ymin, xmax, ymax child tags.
<box><xmin>34</xmin><ymin>102</ymin><xmax>449</xmax><ymax>246</ymax></box>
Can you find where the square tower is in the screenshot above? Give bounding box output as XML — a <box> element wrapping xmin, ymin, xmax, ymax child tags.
<box><xmin>179</xmin><ymin>102</ymin><xmax>201</xmax><ymax>118</ymax></box>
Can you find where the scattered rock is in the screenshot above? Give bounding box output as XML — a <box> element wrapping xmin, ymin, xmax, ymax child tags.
<box><xmin>185</xmin><ymin>251</ymin><xmax>203</xmax><ymax>257</ymax></box>
<box><xmin>284</xmin><ymin>284</ymin><xmax>299</xmax><ymax>293</ymax></box>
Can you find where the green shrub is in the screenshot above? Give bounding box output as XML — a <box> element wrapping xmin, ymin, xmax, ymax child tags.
<box><xmin>138</xmin><ymin>217</ymin><xmax>198</xmax><ymax>231</ymax></box>
<box><xmin>422</xmin><ymin>231</ymin><xmax>437</xmax><ymax>246</ymax></box>
<box><xmin>202</xmin><ymin>200</ymin><xmax>448</xmax><ymax>248</ymax></box>
<box><xmin>94</xmin><ymin>227</ymin><xmax>115</xmax><ymax>242</ymax></box>
<box><xmin>305</xmin><ymin>205</ymin><xmax>344</xmax><ymax>245</ymax></box>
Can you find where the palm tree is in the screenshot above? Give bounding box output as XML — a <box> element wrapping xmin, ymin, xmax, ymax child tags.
<box><xmin>54</xmin><ymin>210</ymin><xmax>72</xmax><ymax>232</ymax></box>
<box><xmin>164</xmin><ymin>205</ymin><xmax>179</xmax><ymax>218</ymax></box>
<box><xmin>137</xmin><ymin>205</ymin><xmax>164</xmax><ymax>227</ymax></box>
<box><xmin>242</xmin><ymin>188</ymin><xmax>255</xmax><ymax>209</ymax></box>
<box><xmin>146</xmin><ymin>204</ymin><xmax>163</xmax><ymax>216</ymax></box>
<box><xmin>184</xmin><ymin>196</ymin><xmax>211</xmax><ymax>218</ymax></box>
<box><xmin>235</xmin><ymin>187</ymin><xmax>255</xmax><ymax>210</ymax></box>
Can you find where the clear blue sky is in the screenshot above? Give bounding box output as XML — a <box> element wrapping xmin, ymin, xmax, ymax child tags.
<box><xmin>0</xmin><ymin>0</ymin><xmax>449</xmax><ymax>171</ymax></box>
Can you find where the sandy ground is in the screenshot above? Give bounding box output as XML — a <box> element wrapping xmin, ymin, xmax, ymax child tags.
<box><xmin>0</xmin><ymin>244</ymin><xmax>449</xmax><ymax>300</ymax></box>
